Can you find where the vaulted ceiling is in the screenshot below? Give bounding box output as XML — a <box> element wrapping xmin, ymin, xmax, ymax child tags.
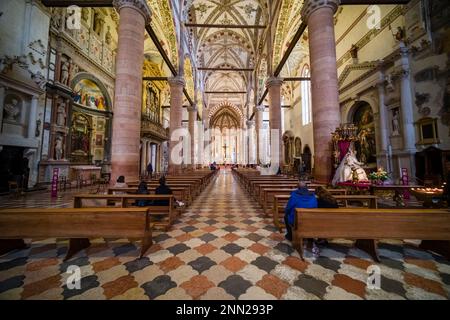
<box><xmin>184</xmin><ymin>0</ymin><xmax>269</xmax><ymax>112</ymax></box>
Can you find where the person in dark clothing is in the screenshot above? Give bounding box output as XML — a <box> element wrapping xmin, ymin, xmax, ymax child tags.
<box><xmin>315</xmin><ymin>186</ymin><xmax>339</xmax><ymax>208</ymax></box>
<box><xmin>154</xmin><ymin>177</ymin><xmax>173</xmax><ymax>206</ymax></box>
<box><xmin>147</xmin><ymin>162</ymin><xmax>153</xmax><ymax>178</ymax></box>
<box><xmin>276</xmin><ymin>166</ymin><xmax>282</xmax><ymax>175</ymax></box>
<box><xmin>284</xmin><ymin>178</ymin><xmax>318</xmax><ymax>241</ymax></box>
<box><xmin>135</xmin><ymin>181</ymin><xmax>152</xmax><ymax>206</ymax></box>
<box><xmin>314</xmin><ymin>186</ymin><xmax>339</xmax><ymax>246</ymax></box>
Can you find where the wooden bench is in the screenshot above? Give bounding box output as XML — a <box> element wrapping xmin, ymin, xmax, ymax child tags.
<box><xmin>73</xmin><ymin>194</ymin><xmax>175</xmax><ymax>231</ymax></box>
<box><xmin>272</xmin><ymin>194</ymin><xmax>379</xmax><ymax>232</ymax></box>
<box><xmin>107</xmin><ymin>187</ymin><xmax>189</xmax><ymax>207</ymax></box>
<box><xmin>262</xmin><ymin>188</ymin><xmax>347</xmax><ymax>216</ymax></box>
<box><xmin>0</xmin><ymin>207</ymin><xmax>152</xmax><ymax>261</ymax></box>
<box><xmin>293</xmin><ymin>208</ymin><xmax>450</xmax><ymax>261</ymax></box>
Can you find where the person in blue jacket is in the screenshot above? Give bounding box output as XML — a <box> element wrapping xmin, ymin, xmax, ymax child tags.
<box><xmin>284</xmin><ymin>177</ymin><xmax>318</xmax><ymax>241</ymax></box>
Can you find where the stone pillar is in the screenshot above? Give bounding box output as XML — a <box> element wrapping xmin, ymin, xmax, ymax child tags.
<box><xmin>266</xmin><ymin>77</ymin><xmax>283</xmax><ymax>168</ymax></box>
<box><xmin>399</xmin><ymin>45</ymin><xmax>416</xmax><ymax>152</ymax></box>
<box><xmin>140</xmin><ymin>140</ymin><xmax>146</xmax><ymax>177</ymax></box>
<box><xmin>376</xmin><ymin>73</ymin><xmax>389</xmax><ymax>172</ymax></box>
<box><xmin>168</xmin><ymin>76</ymin><xmax>185</xmax><ymax>174</ymax></box>
<box><xmin>301</xmin><ymin>0</ymin><xmax>340</xmax><ymax>182</ymax></box>
<box><xmin>255</xmin><ymin>104</ymin><xmax>265</xmax><ymax>164</ymax></box>
<box><xmin>111</xmin><ymin>0</ymin><xmax>151</xmax><ymax>183</ymax></box>
<box><xmin>188</xmin><ymin>105</ymin><xmax>197</xmax><ymax>169</ymax></box>
<box><xmin>28</xmin><ymin>96</ymin><xmax>38</xmax><ymax>139</ymax></box>
<box><xmin>246</xmin><ymin>120</ymin><xmax>255</xmax><ymax>164</ymax></box>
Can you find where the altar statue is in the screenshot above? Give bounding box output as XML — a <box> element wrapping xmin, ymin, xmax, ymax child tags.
<box><xmin>332</xmin><ymin>148</ymin><xmax>368</xmax><ymax>186</ymax></box>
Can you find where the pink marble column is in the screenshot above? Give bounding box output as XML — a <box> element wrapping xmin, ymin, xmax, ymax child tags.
<box><xmin>111</xmin><ymin>0</ymin><xmax>151</xmax><ymax>183</ymax></box>
<box><xmin>255</xmin><ymin>105</ymin><xmax>265</xmax><ymax>164</ymax></box>
<box><xmin>301</xmin><ymin>0</ymin><xmax>340</xmax><ymax>182</ymax></box>
<box><xmin>188</xmin><ymin>105</ymin><xmax>197</xmax><ymax>169</ymax></box>
<box><xmin>168</xmin><ymin>77</ymin><xmax>185</xmax><ymax>174</ymax></box>
<box><xmin>266</xmin><ymin>77</ymin><xmax>283</xmax><ymax>168</ymax></box>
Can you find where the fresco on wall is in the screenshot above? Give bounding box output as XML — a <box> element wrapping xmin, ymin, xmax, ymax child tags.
<box><xmin>73</xmin><ymin>79</ymin><xmax>107</xmax><ymax>110</ymax></box>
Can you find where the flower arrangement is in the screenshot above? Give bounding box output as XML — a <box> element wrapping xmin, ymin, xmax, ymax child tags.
<box><xmin>368</xmin><ymin>168</ymin><xmax>389</xmax><ymax>182</ymax></box>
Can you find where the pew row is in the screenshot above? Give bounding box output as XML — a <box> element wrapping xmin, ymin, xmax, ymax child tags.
<box><xmin>292</xmin><ymin>208</ymin><xmax>450</xmax><ymax>261</ymax></box>
<box><xmin>0</xmin><ymin>207</ymin><xmax>152</xmax><ymax>260</ymax></box>
<box><xmin>73</xmin><ymin>194</ymin><xmax>175</xmax><ymax>231</ymax></box>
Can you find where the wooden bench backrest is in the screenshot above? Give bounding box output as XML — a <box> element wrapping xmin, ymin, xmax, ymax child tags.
<box><xmin>294</xmin><ymin>208</ymin><xmax>450</xmax><ymax>240</ymax></box>
<box><xmin>0</xmin><ymin>207</ymin><xmax>149</xmax><ymax>239</ymax></box>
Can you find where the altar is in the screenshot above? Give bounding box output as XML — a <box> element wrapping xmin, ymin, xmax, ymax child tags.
<box><xmin>69</xmin><ymin>165</ymin><xmax>101</xmax><ymax>184</ymax></box>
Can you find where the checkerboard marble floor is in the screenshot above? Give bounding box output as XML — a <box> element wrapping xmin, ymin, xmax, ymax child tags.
<box><xmin>1</xmin><ymin>170</ymin><xmax>449</xmax><ymax>300</ymax></box>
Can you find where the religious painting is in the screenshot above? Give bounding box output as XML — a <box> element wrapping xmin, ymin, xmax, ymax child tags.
<box><xmin>352</xmin><ymin>103</ymin><xmax>376</xmax><ymax>165</ymax></box>
<box><xmin>70</xmin><ymin>113</ymin><xmax>91</xmax><ymax>159</ymax></box>
<box><xmin>295</xmin><ymin>137</ymin><xmax>302</xmax><ymax>157</ymax></box>
<box><xmin>73</xmin><ymin>79</ymin><xmax>107</xmax><ymax>110</ymax></box>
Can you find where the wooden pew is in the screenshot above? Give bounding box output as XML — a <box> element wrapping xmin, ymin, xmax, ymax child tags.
<box><xmin>107</xmin><ymin>187</ymin><xmax>189</xmax><ymax>207</ymax></box>
<box><xmin>262</xmin><ymin>188</ymin><xmax>347</xmax><ymax>216</ymax></box>
<box><xmin>73</xmin><ymin>194</ymin><xmax>175</xmax><ymax>231</ymax></box>
<box><xmin>0</xmin><ymin>207</ymin><xmax>152</xmax><ymax>260</ymax></box>
<box><xmin>127</xmin><ymin>182</ymin><xmax>194</xmax><ymax>203</ymax></box>
<box><xmin>272</xmin><ymin>194</ymin><xmax>379</xmax><ymax>232</ymax></box>
<box><xmin>293</xmin><ymin>208</ymin><xmax>450</xmax><ymax>261</ymax></box>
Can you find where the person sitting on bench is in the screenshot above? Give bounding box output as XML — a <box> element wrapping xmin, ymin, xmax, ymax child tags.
<box><xmin>154</xmin><ymin>177</ymin><xmax>173</xmax><ymax>206</ymax></box>
<box><xmin>113</xmin><ymin>175</ymin><xmax>128</xmax><ymax>194</ymax></box>
<box><xmin>284</xmin><ymin>177</ymin><xmax>318</xmax><ymax>241</ymax></box>
<box><xmin>135</xmin><ymin>181</ymin><xmax>152</xmax><ymax>207</ymax></box>
<box><xmin>315</xmin><ymin>186</ymin><xmax>339</xmax><ymax>208</ymax></box>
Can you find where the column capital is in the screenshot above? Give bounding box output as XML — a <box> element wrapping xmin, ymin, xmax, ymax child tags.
<box><xmin>265</xmin><ymin>77</ymin><xmax>283</xmax><ymax>89</ymax></box>
<box><xmin>187</xmin><ymin>104</ymin><xmax>198</xmax><ymax>112</ymax></box>
<box><xmin>113</xmin><ymin>0</ymin><xmax>152</xmax><ymax>25</ymax></box>
<box><xmin>301</xmin><ymin>0</ymin><xmax>340</xmax><ymax>22</ymax></box>
<box><xmin>168</xmin><ymin>76</ymin><xmax>185</xmax><ymax>88</ymax></box>
<box><xmin>256</xmin><ymin>105</ymin><xmax>265</xmax><ymax>112</ymax></box>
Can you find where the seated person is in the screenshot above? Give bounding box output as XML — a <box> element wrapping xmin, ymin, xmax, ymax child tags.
<box><xmin>314</xmin><ymin>186</ymin><xmax>338</xmax><ymax>245</ymax></box>
<box><xmin>284</xmin><ymin>177</ymin><xmax>318</xmax><ymax>241</ymax></box>
<box><xmin>315</xmin><ymin>186</ymin><xmax>339</xmax><ymax>208</ymax></box>
<box><xmin>113</xmin><ymin>175</ymin><xmax>127</xmax><ymax>194</ymax></box>
<box><xmin>153</xmin><ymin>177</ymin><xmax>173</xmax><ymax>206</ymax></box>
<box><xmin>134</xmin><ymin>181</ymin><xmax>152</xmax><ymax>207</ymax></box>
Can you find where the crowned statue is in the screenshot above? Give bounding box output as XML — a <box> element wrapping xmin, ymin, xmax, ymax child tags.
<box><xmin>332</xmin><ymin>146</ymin><xmax>368</xmax><ymax>186</ymax></box>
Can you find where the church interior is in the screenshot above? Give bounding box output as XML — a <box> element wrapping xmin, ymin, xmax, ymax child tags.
<box><xmin>0</xmin><ymin>0</ymin><xmax>450</xmax><ymax>300</ymax></box>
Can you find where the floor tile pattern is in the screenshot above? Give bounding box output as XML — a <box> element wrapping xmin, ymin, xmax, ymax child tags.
<box><xmin>0</xmin><ymin>171</ymin><xmax>449</xmax><ymax>300</ymax></box>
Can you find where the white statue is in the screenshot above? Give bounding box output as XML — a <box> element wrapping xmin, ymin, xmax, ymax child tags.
<box><xmin>54</xmin><ymin>136</ymin><xmax>63</xmax><ymax>160</ymax></box>
<box><xmin>392</xmin><ymin>109</ymin><xmax>400</xmax><ymax>136</ymax></box>
<box><xmin>4</xmin><ymin>98</ymin><xmax>20</xmax><ymax>121</ymax></box>
<box><xmin>60</xmin><ymin>60</ymin><xmax>70</xmax><ymax>85</ymax></box>
<box><xmin>332</xmin><ymin>148</ymin><xmax>368</xmax><ymax>186</ymax></box>
<box><xmin>56</xmin><ymin>103</ymin><xmax>66</xmax><ymax>126</ymax></box>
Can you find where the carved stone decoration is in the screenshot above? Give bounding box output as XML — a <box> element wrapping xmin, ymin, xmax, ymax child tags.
<box><xmin>112</xmin><ymin>0</ymin><xmax>152</xmax><ymax>25</ymax></box>
<box><xmin>300</xmin><ymin>0</ymin><xmax>340</xmax><ymax>22</ymax></box>
<box><xmin>438</xmin><ymin>76</ymin><xmax>450</xmax><ymax>136</ymax></box>
<box><xmin>0</xmin><ymin>55</ymin><xmax>28</xmax><ymax>74</ymax></box>
<box><xmin>29</xmin><ymin>70</ymin><xmax>47</xmax><ymax>90</ymax></box>
<box><xmin>415</xmin><ymin>92</ymin><xmax>431</xmax><ymax>116</ymax></box>
<box><xmin>3</xmin><ymin>94</ymin><xmax>22</xmax><ymax>122</ymax></box>
<box><xmin>60</xmin><ymin>59</ymin><xmax>70</xmax><ymax>86</ymax></box>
